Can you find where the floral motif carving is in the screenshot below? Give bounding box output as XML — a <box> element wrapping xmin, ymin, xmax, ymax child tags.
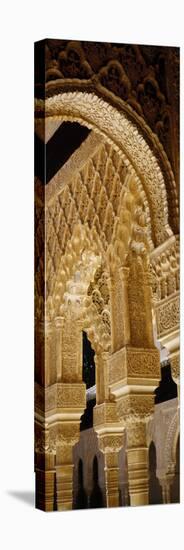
<box><xmin>170</xmin><ymin>352</ymin><xmax>180</xmax><ymax>382</ymax></box>
<box><xmin>57</xmin><ymin>383</ymin><xmax>86</xmax><ymax>408</ymax></box>
<box><xmin>126</xmin><ymin>421</ymin><xmax>147</xmax><ymax>448</ymax></box>
<box><xmin>93</xmin><ymin>402</ymin><xmax>118</xmax><ymax>427</ymax></box>
<box><xmin>155</xmin><ymin>293</ymin><xmax>179</xmax><ymax>338</ymax></box>
<box><xmin>98</xmin><ymin>433</ymin><xmax>124</xmax><ymax>454</ymax></box>
<box><xmin>117</xmin><ymin>394</ymin><xmax>154</xmax><ymax>422</ymax></box>
<box><xmin>126</xmin><ymin>348</ymin><xmax>160</xmax><ymax>378</ymax></box>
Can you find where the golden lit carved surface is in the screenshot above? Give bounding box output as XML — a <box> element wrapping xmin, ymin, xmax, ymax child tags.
<box><xmin>40</xmin><ymin>91</ymin><xmax>173</xmax><ymax>245</ymax></box>
<box><xmin>155</xmin><ymin>293</ymin><xmax>179</xmax><ymax>338</ymax></box>
<box><xmin>42</xmin><ymin>41</ymin><xmax>179</xmax><ymax>195</ymax></box>
<box><xmin>34</xmin><ymin>45</ymin><xmax>180</xmax><ymax>510</ymax></box>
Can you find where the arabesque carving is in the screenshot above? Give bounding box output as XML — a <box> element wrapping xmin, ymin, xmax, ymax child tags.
<box><xmin>155</xmin><ymin>293</ymin><xmax>179</xmax><ymax>338</ymax></box>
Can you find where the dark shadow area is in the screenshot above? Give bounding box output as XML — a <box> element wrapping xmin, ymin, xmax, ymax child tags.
<box><xmin>149</xmin><ymin>442</ymin><xmax>163</xmax><ymax>505</ymax></box>
<box><xmin>154</xmin><ymin>360</ymin><xmax>177</xmax><ymax>404</ymax></box>
<box><xmin>35</xmin><ymin>122</ymin><xmax>90</xmax><ymax>184</ymax></box>
<box><xmin>80</xmin><ymin>331</ymin><xmax>96</xmax><ymax>431</ymax></box>
<box><xmin>80</xmin><ymin>398</ymin><xmax>96</xmax><ymax>431</ymax></box>
<box><xmin>82</xmin><ymin>331</ymin><xmax>95</xmax><ymax>389</ymax></box>
<box><xmin>75</xmin><ymin>459</ymin><xmax>88</xmax><ymax>510</ymax></box>
<box><xmin>89</xmin><ymin>456</ymin><xmax>104</xmax><ymax>509</ymax></box>
<box><xmin>7</xmin><ymin>490</ymin><xmax>35</xmax><ymax>507</ymax></box>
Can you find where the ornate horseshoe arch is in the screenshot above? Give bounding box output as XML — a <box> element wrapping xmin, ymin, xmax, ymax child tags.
<box><xmin>36</xmin><ymin>90</ymin><xmax>176</xmax><ymax>247</ymax></box>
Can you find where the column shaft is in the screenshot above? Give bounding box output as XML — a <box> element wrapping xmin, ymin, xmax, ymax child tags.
<box><xmin>104</xmin><ymin>452</ymin><xmax>120</xmax><ymax>507</ymax></box>
<box><xmin>36</xmin><ymin>469</ymin><xmax>55</xmax><ymax>512</ymax></box>
<box><xmin>126</xmin><ymin>447</ymin><xmax>149</xmax><ymax>506</ymax></box>
<box><xmin>56</xmin><ymin>464</ymin><xmax>74</xmax><ymax>511</ymax></box>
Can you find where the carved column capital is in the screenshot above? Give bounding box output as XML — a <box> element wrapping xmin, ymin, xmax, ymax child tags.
<box><xmin>98</xmin><ymin>431</ymin><xmax>125</xmax><ymax>455</ymax></box>
<box><xmin>97</xmin><ymin>429</ymin><xmax>125</xmax><ymax>508</ymax></box>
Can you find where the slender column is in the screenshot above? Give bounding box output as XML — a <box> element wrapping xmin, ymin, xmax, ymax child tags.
<box><xmin>142</xmin><ymin>271</ymin><xmax>154</xmax><ymax>347</ymax></box>
<box><xmin>57</xmin><ymin>465</ymin><xmax>74</xmax><ymax>509</ymax></box>
<box><xmin>55</xmin><ymin>382</ymin><xmax>86</xmax><ymax>511</ymax></box>
<box><xmin>107</xmin><ymin>270</ymin><xmax>127</xmax><ymax>352</ymax></box>
<box><xmin>126</xmin><ymin>422</ymin><xmax>149</xmax><ymax>506</ymax></box>
<box><xmin>170</xmin><ymin>352</ymin><xmax>180</xmax><ymax>400</ymax></box>
<box><xmin>56</xmin><ymin>424</ymin><xmax>80</xmax><ymax>511</ymax></box>
<box><xmin>119</xmin><ymin>481</ymin><xmax>129</xmax><ymax>506</ymax></box>
<box><xmin>45</xmin><ymin>321</ymin><xmax>53</xmax><ymax>386</ymax></box>
<box><xmin>95</xmin><ymin>351</ymin><xmax>109</xmax><ymax>404</ymax></box>
<box><xmin>54</xmin><ymin>316</ymin><xmax>64</xmax><ymax>382</ymax></box>
<box><xmin>35</xmin><ymin>320</ymin><xmax>45</xmax><ymax>386</ymax></box>
<box><xmin>35</xmin><ymin>429</ymin><xmax>56</xmax><ymax>511</ymax></box>
<box><xmin>98</xmin><ymin>432</ymin><xmax>124</xmax><ymax>508</ymax></box>
<box><xmin>119</xmin><ymin>266</ymin><xmax>131</xmax><ymax>345</ymax></box>
<box><xmin>104</xmin><ymin>451</ymin><xmax>120</xmax><ymax>507</ymax></box>
<box><xmin>36</xmin><ymin>469</ymin><xmax>55</xmax><ymax>512</ymax></box>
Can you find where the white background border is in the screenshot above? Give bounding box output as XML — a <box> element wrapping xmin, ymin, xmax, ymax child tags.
<box><xmin>0</xmin><ymin>1</ymin><xmax>183</xmax><ymax>548</ymax></box>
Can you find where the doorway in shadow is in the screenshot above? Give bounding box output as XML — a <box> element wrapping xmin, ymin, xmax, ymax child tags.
<box><xmin>149</xmin><ymin>442</ymin><xmax>163</xmax><ymax>504</ymax></box>
<box><xmin>75</xmin><ymin>458</ymin><xmax>88</xmax><ymax>509</ymax></box>
<box><xmin>89</xmin><ymin>455</ymin><xmax>104</xmax><ymax>509</ymax></box>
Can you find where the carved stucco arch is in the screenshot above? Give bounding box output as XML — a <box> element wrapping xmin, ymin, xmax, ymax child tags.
<box><xmin>36</xmin><ymin>91</ymin><xmax>175</xmax><ymax>246</ymax></box>
<box><xmin>164</xmin><ymin>411</ymin><xmax>179</xmax><ymax>474</ymax></box>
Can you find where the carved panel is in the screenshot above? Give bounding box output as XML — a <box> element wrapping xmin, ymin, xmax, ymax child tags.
<box><xmin>117</xmin><ymin>394</ymin><xmax>154</xmax><ymax>422</ymax></box>
<box><xmin>155</xmin><ymin>293</ymin><xmax>179</xmax><ymax>338</ymax></box>
<box><xmin>98</xmin><ymin>433</ymin><xmax>124</xmax><ymax>454</ymax></box>
<box><xmin>126</xmin><ymin>421</ymin><xmax>147</xmax><ymax>448</ymax></box>
<box><xmin>126</xmin><ymin>348</ymin><xmax>160</xmax><ymax>379</ymax></box>
<box><xmin>108</xmin><ymin>347</ymin><xmax>160</xmax><ymax>386</ymax></box>
<box><xmin>93</xmin><ymin>402</ymin><xmax>118</xmax><ymax>427</ymax></box>
<box><xmin>57</xmin><ymin>383</ymin><xmax>86</xmax><ymax>408</ymax></box>
<box><xmin>170</xmin><ymin>352</ymin><xmax>180</xmax><ymax>381</ymax></box>
<box><xmin>108</xmin><ymin>348</ymin><xmax>126</xmax><ymax>384</ymax></box>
